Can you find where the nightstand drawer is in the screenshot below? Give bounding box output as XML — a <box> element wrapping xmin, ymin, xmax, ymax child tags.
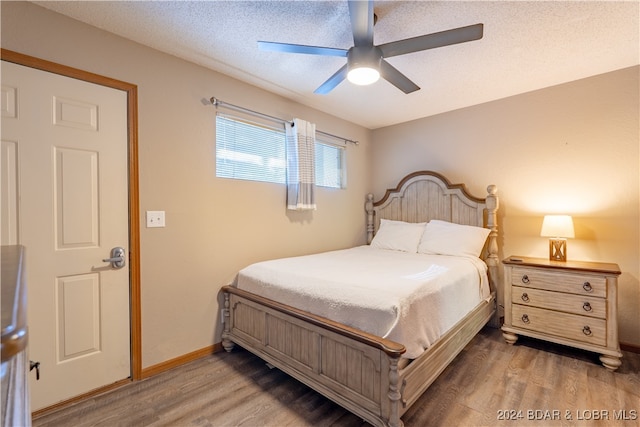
<box><xmin>511</xmin><ymin>267</ymin><xmax>606</xmax><ymax>298</ymax></box>
<box><xmin>512</xmin><ymin>286</ymin><xmax>606</xmax><ymax>318</ymax></box>
<box><xmin>512</xmin><ymin>304</ymin><xmax>606</xmax><ymax>346</ymax></box>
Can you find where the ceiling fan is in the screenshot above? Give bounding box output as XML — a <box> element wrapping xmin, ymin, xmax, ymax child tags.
<box><xmin>258</xmin><ymin>0</ymin><xmax>483</xmax><ymax>95</ymax></box>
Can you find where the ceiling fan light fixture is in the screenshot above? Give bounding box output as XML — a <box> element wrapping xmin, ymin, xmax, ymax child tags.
<box><xmin>347</xmin><ymin>46</ymin><xmax>382</xmax><ymax>86</ymax></box>
<box><xmin>347</xmin><ymin>66</ymin><xmax>380</xmax><ymax>85</ymax></box>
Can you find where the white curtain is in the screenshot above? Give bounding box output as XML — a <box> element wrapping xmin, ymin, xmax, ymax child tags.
<box><xmin>286</xmin><ymin>118</ymin><xmax>316</xmax><ymax>210</ymax></box>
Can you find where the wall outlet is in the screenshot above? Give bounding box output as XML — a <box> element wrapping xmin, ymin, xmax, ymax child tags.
<box><xmin>146</xmin><ymin>210</ymin><xmax>165</xmax><ymax>228</ymax></box>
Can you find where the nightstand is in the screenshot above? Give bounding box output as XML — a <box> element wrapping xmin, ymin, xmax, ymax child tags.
<box><xmin>501</xmin><ymin>256</ymin><xmax>622</xmax><ymax>371</ymax></box>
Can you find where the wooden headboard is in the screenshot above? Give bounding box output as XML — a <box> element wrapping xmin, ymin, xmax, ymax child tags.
<box><xmin>365</xmin><ymin>171</ymin><xmax>499</xmax><ymax>293</ymax></box>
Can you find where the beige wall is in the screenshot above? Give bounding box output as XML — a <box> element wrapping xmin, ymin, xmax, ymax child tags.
<box><xmin>1</xmin><ymin>2</ymin><xmax>372</xmax><ymax>368</ymax></box>
<box><xmin>372</xmin><ymin>66</ymin><xmax>640</xmax><ymax>346</ymax></box>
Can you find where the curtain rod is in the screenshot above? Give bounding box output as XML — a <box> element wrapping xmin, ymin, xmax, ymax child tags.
<box><xmin>210</xmin><ymin>97</ymin><xmax>358</xmax><ymax>146</ymax></box>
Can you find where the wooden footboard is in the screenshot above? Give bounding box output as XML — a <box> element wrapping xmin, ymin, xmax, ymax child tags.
<box><xmin>222</xmin><ymin>285</ymin><xmax>405</xmax><ymax>427</ymax></box>
<box><xmin>222</xmin><ymin>285</ymin><xmax>496</xmax><ymax>427</ymax></box>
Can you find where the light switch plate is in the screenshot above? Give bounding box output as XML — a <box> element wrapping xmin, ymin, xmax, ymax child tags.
<box><xmin>146</xmin><ymin>210</ymin><xmax>165</xmax><ymax>228</ymax></box>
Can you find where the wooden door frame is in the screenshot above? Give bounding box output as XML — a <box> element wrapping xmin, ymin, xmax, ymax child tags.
<box><xmin>1</xmin><ymin>49</ymin><xmax>142</xmax><ymax>382</ymax></box>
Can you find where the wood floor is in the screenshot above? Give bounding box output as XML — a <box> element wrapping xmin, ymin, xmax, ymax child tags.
<box><xmin>33</xmin><ymin>327</ymin><xmax>640</xmax><ymax>427</ymax></box>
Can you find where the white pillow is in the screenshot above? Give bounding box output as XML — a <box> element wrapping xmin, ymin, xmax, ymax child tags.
<box><xmin>418</xmin><ymin>220</ymin><xmax>490</xmax><ymax>258</ymax></box>
<box><xmin>370</xmin><ymin>219</ymin><xmax>426</xmax><ymax>253</ymax></box>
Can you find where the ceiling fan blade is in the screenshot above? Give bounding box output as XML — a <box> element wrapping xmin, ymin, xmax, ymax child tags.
<box><xmin>348</xmin><ymin>0</ymin><xmax>374</xmax><ymax>47</ymax></box>
<box><xmin>314</xmin><ymin>64</ymin><xmax>348</xmax><ymax>95</ymax></box>
<box><xmin>380</xmin><ymin>60</ymin><xmax>420</xmax><ymax>94</ymax></box>
<box><xmin>258</xmin><ymin>41</ymin><xmax>348</xmax><ymax>57</ymax></box>
<box><xmin>379</xmin><ymin>23</ymin><xmax>484</xmax><ymax>58</ymax></box>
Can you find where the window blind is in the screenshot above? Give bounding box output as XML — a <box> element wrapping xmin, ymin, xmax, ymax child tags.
<box><xmin>215</xmin><ymin>113</ymin><xmax>344</xmax><ymax>188</ymax></box>
<box><xmin>216</xmin><ymin>114</ymin><xmax>286</xmax><ymax>184</ymax></box>
<box><xmin>315</xmin><ymin>141</ymin><xmax>344</xmax><ymax>188</ymax></box>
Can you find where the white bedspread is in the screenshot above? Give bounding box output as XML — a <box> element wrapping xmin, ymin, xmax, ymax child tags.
<box><xmin>234</xmin><ymin>246</ymin><xmax>490</xmax><ymax>359</ymax></box>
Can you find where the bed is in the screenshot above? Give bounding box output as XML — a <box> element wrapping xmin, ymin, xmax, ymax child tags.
<box><xmin>221</xmin><ymin>171</ymin><xmax>499</xmax><ymax>427</ymax></box>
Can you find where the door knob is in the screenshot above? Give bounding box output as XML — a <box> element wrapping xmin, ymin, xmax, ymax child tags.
<box><xmin>103</xmin><ymin>247</ymin><xmax>126</xmax><ymax>269</ymax></box>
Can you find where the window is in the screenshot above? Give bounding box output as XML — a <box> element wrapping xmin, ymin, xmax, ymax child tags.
<box><xmin>216</xmin><ymin>114</ymin><xmax>345</xmax><ymax>188</ymax></box>
<box><xmin>315</xmin><ymin>140</ymin><xmax>344</xmax><ymax>188</ymax></box>
<box><xmin>216</xmin><ymin>114</ymin><xmax>286</xmax><ymax>184</ymax></box>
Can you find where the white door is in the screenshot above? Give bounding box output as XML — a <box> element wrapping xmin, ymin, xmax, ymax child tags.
<box><xmin>1</xmin><ymin>60</ymin><xmax>131</xmax><ymax>411</ymax></box>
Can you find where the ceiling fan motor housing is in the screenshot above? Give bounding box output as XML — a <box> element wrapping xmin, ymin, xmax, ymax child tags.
<box><xmin>347</xmin><ymin>46</ymin><xmax>383</xmax><ymax>72</ymax></box>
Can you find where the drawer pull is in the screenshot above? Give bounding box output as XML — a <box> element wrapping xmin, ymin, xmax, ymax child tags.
<box><xmin>583</xmin><ymin>302</ymin><xmax>592</xmax><ymax>312</ymax></box>
<box><xmin>521</xmin><ymin>314</ymin><xmax>530</xmax><ymax>324</ymax></box>
<box><xmin>582</xmin><ymin>282</ymin><xmax>593</xmax><ymax>292</ymax></box>
<box><xmin>521</xmin><ymin>275</ymin><xmax>530</xmax><ymax>284</ymax></box>
<box><xmin>582</xmin><ymin>326</ymin><xmax>592</xmax><ymax>336</ymax></box>
<box><xmin>521</xmin><ymin>293</ymin><xmax>530</xmax><ymax>302</ymax></box>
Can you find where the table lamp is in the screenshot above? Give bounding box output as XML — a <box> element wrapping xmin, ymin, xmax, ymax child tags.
<box><xmin>540</xmin><ymin>215</ymin><xmax>574</xmax><ymax>262</ymax></box>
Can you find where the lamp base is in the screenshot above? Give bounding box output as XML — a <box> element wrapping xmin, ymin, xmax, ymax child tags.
<box><xmin>549</xmin><ymin>238</ymin><xmax>567</xmax><ymax>262</ymax></box>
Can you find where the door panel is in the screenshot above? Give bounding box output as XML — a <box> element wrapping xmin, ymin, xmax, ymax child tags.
<box><xmin>54</xmin><ymin>147</ymin><xmax>100</xmax><ymax>248</ymax></box>
<box><xmin>1</xmin><ymin>60</ymin><xmax>130</xmax><ymax>411</ymax></box>
<box><xmin>56</xmin><ymin>273</ymin><xmax>102</xmax><ymax>361</ymax></box>
<box><xmin>53</xmin><ymin>96</ymin><xmax>98</xmax><ymax>131</ymax></box>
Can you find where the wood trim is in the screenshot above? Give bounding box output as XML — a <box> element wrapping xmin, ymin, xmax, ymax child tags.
<box><xmin>141</xmin><ymin>344</ymin><xmax>219</xmax><ymax>379</ymax></box>
<box><xmin>31</xmin><ymin>378</ymin><xmax>132</xmax><ymax>420</ymax></box>
<box><xmin>1</xmin><ymin>49</ymin><xmax>136</xmax><ymax>92</ymax></box>
<box><xmin>1</xmin><ymin>49</ymin><xmax>143</xmax><ymax>380</ymax></box>
<box><xmin>374</xmin><ymin>171</ymin><xmax>486</xmax><ymax>206</ymax></box>
<box><xmin>127</xmin><ymin>83</ymin><xmax>143</xmax><ymax>381</ymax></box>
<box><xmin>32</xmin><ymin>344</ymin><xmax>220</xmax><ymax>420</ymax></box>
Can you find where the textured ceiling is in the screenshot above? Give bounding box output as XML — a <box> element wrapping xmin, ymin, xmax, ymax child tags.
<box><xmin>34</xmin><ymin>1</ymin><xmax>639</xmax><ymax>129</ymax></box>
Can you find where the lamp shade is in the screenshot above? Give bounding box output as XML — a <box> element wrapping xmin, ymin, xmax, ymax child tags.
<box><xmin>540</xmin><ymin>215</ymin><xmax>575</xmax><ymax>238</ymax></box>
